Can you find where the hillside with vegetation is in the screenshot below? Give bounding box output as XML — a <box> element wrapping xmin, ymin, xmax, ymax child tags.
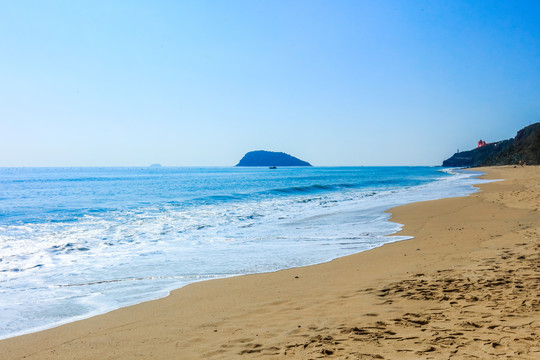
<box><xmin>443</xmin><ymin>123</ymin><xmax>540</xmax><ymax>167</ymax></box>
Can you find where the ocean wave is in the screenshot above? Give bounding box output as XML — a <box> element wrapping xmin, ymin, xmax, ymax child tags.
<box><xmin>3</xmin><ymin>176</ymin><xmax>149</xmax><ymax>184</ymax></box>
<box><xmin>268</xmin><ymin>182</ymin><xmax>362</xmax><ymax>194</ymax></box>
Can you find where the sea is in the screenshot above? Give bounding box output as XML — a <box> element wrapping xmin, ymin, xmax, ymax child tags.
<box><xmin>0</xmin><ymin>166</ymin><xmax>489</xmax><ymax>339</ymax></box>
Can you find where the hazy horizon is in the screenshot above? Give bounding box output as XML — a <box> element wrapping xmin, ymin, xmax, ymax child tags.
<box><xmin>2</xmin><ymin>1</ymin><xmax>539</xmax><ymax>167</ymax></box>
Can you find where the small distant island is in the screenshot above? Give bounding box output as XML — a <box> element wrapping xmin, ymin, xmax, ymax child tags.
<box><xmin>236</xmin><ymin>150</ymin><xmax>312</xmax><ymax>167</ymax></box>
<box><xmin>149</xmin><ymin>164</ymin><xmax>162</xmax><ymax>168</ymax></box>
<box><xmin>443</xmin><ymin>123</ymin><xmax>540</xmax><ymax>167</ymax></box>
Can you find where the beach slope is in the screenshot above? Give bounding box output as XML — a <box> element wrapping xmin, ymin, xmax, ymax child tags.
<box><xmin>1</xmin><ymin>166</ymin><xmax>539</xmax><ymax>359</ymax></box>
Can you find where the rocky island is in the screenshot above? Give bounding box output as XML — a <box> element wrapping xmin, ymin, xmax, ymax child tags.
<box><xmin>443</xmin><ymin>123</ymin><xmax>540</xmax><ymax>167</ymax></box>
<box><xmin>236</xmin><ymin>150</ymin><xmax>312</xmax><ymax>167</ymax></box>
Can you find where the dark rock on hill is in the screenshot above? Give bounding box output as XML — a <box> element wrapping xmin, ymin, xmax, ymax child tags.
<box><xmin>442</xmin><ymin>140</ymin><xmax>513</xmax><ymax>167</ymax></box>
<box><xmin>236</xmin><ymin>151</ymin><xmax>312</xmax><ymax>167</ymax></box>
<box><xmin>442</xmin><ymin>123</ymin><xmax>540</xmax><ymax>167</ymax></box>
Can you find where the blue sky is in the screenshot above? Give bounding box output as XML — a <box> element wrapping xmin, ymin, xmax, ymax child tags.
<box><xmin>1</xmin><ymin>0</ymin><xmax>539</xmax><ymax>166</ymax></box>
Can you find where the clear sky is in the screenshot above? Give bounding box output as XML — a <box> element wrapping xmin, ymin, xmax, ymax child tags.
<box><xmin>1</xmin><ymin>0</ymin><xmax>539</xmax><ymax>166</ymax></box>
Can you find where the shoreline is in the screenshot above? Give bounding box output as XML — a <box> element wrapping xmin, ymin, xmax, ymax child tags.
<box><xmin>1</xmin><ymin>166</ymin><xmax>539</xmax><ymax>359</ymax></box>
<box><xmin>0</xmin><ymin>169</ymin><xmax>482</xmax><ymax>340</ymax></box>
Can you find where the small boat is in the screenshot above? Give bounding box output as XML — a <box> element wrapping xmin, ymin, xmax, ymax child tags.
<box><xmin>269</xmin><ymin>166</ymin><xmax>277</xmax><ymax>169</ymax></box>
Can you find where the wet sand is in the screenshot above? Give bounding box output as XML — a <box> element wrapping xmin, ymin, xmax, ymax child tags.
<box><xmin>1</xmin><ymin>166</ymin><xmax>539</xmax><ymax>359</ymax></box>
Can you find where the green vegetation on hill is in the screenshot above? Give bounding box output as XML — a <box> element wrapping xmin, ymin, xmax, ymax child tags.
<box><xmin>443</xmin><ymin>123</ymin><xmax>540</xmax><ymax>167</ymax></box>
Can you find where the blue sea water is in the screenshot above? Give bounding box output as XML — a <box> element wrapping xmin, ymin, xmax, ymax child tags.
<box><xmin>0</xmin><ymin>166</ymin><xmax>488</xmax><ymax>339</ymax></box>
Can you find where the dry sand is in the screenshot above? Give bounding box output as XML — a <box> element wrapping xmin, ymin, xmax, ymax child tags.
<box><xmin>1</xmin><ymin>166</ymin><xmax>539</xmax><ymax>359</ymax></box>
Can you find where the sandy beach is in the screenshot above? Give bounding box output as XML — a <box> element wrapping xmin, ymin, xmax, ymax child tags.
<box><xmin>1</xmin><ymin>166</ymin><xmax>538</xmax><ymax>359</ymax></box>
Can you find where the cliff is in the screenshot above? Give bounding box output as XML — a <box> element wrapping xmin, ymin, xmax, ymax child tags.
<box><xmin>236</xmin><ymin>151</ymin><xmax>312</xmax><ymax>167</ymax></box>
<box><xmin>442</xmin><ymin>123</ymin><xmax>540</xmax><ymax>167</ymax></box>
